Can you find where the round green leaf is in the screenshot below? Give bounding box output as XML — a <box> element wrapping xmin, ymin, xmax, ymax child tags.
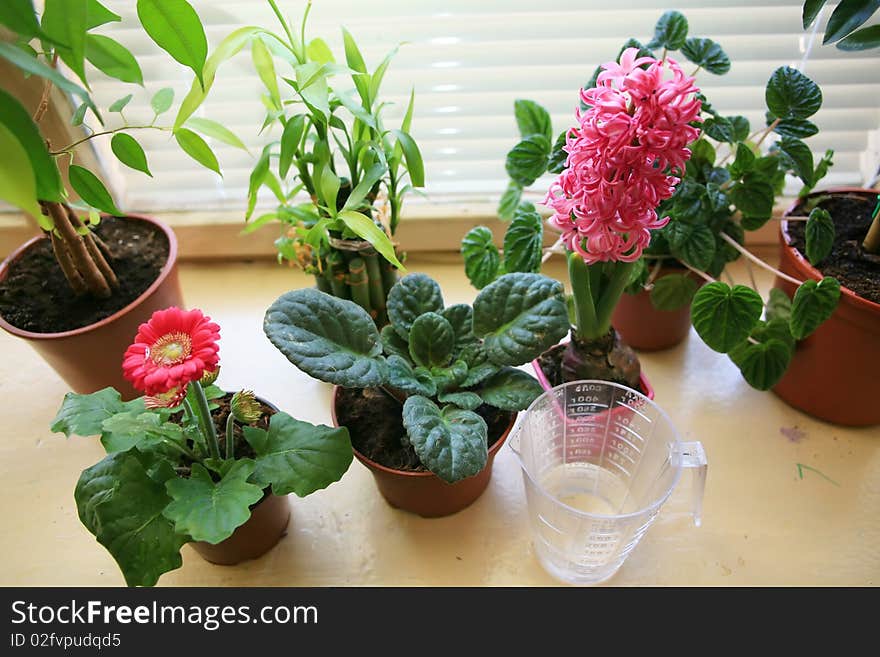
<box><xmin>648</xmin><ymin>10</ymin><xmax>689</xmax><ymax>50</ymax></box>
<box><xmin>386</xmin><ymin>355</ymin><xmax>436</xmax><ymax>397</ymax></box>
<box><xmin>766</xmin><ymin>66</ymin><xmax>822</xmax><ymax>120</ymax></box>
<box><xmin>729</xmin><ymin>180</ymin><xmax>775</xmax><ymax>220</ymax></box>
<box><xmin>666</xmin><ymin>221</ymin><xmax>716</xmax><ymax>271</ymax></box>
<box><xmin>137</xmin><ymin>0</ymin><xmax>207</xmax><ymax>87</ymax></box>
<box><xmin>514</xmin><ymin>99</ymin><xmax>552</xmax><ymax>141</ymax></box>
<box><xmin>441</xmin><ymin>304</ymin><xmax>477</xmax><ymax>353</ymax></box>
<box><xmin>702</xmin><ymin>116</ymin><xmax>736</xmax><ymax>143</ymax></box>
<box><xmin>681</xmin><ymin>37</ymin><xmax>730</xmax><ymax>75</ymax></box>
<box><xmin>409</xmin><ymin>312</ymin><xmax>455</xmax><ymax>368</ymax></box>
<box><xmin>805</xmin><ymin>207</ymin><xmax>835</xmax><ymax>266</ymax></box>
<box><xmin>503</xmin><ymin>204</ymin><xmax>544</xmax><ymax>274</ymax></box>
<box><xmin>650</xmin><ymin>273</ymin><xmax>699</xmax><ymax>311</ymax></box>
<box><xmin>476</xmin><ymin>367</ymin><xmax>543</xmax><ymax>411</ymax></box>
<box><xmin>437</xmin><ymin>391</ymin><xmax>483</xmax><ymax>411</ymax></box>
<box><xmin>401</xmin><ymin>396</ymin><xmax>488</xmax><ymax>483</ymax></box>
<box><xmin>68</xmin><ymin>164</ymin><xmax>121</xmax><ymax>215</ymax></box>
<box><xmin>263</xmin><ymin>288</ymin><xmax>386</xmax><ymax>388</ymax></box>
<box><xmin>547</xmin><ymin>130</ymin><xmax>569</xmax><ymax>174</ymax></box>
<box><xmin>387</xmin><ymin>273</ymin><xmax>444</xmax><ymax>339</ymax></box>
<box><xmin>380</xmin><ymin>324</ymin><xmax>411</xmax><ymax>360</ymax></box>
<box><xmin>498</xmin><ymin>180</ymin><xmax>523</xmax><ymax>220</ymax></box>
<box><xmin>462</xmin><ymin>226</ymin><xmax>501</xmax><ymax>290</ymax></box>
<box><xmin>174</xmin><ymin>127</ymin><xmax>221</xmax><ymax>175</ymax></box>
<box><xmin>790</xmin><ymin>277</ymin><xmax>841</xmax><ymax>340</ymax></box>
<box><xmin>691</xmin><ymin>282</ymin><xmax>764</xmax><ymax>352</ymax></box>
<box><xmin>151</xmin><ymin>87</ymin><xmax>175</xmax><ymax>115</ymax></box>
<box><xmin>111</xmin><ymin>133</ymin><xmax>152</xmax><ymax>176</ymax></box>
<box><xmin>729</xmin><ymin>338</ymin><xmax>793</xmax><ymax>390</ymax></box>
<box><xmin>773</xmin><ymin>117</ymin><xmax>819</xmax><ymax>139</ymax></box>
<box><xmin>85</xmin><ymin>34</ymin><xmax>143</xmax><ymax>85</ymax></box>
<box><xmin>505</xmin><ymin>134</ymin><xmax>550</xmax><ymax>187</ymax></box>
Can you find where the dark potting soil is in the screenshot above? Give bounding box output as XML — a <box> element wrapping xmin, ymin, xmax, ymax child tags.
<box><xmin>536</xmin><ymin>343</ymin><xmax>646</xmax><ymax>394</ymax></box>
<box><xmin>787</xmin><ymin>192</ymin><xmax>880</xmax><ymax>304</ymax></box>
<box><xmin>0</xmin><ymin>217</ymin><xmax>169</xmax><ymax>333</ymax></box>
<box><xmin>335</xmin><ymin>386</ymin><xmax>514</xmax><ymax>472</ymax></box>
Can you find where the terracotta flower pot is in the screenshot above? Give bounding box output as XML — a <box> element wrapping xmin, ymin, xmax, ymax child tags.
<box><xmin>0</xmin><ymin>214</ymin><xmax>184</xmax><ymax>399</ymax></box>
<box><xmin>612</xmin><ymin>267</ymin><xmax>702</xmax><ymax>351</ymax></box>
<box><xmin>773</xmin><ymin>188</ymin><xmax>880</xmax><ymax>426</ymax></box>
<box><xmin>189</xmin><ymin>395</ymin><xmax>291</xmax><ymax>565</ymax></box>
<box><xmin>330</xmin><ymin>386</ymin><xmax>515</xmax><ymax>518</ymax></box>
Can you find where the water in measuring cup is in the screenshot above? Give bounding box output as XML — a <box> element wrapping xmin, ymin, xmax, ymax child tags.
<box><xmin>539</xmin><ymin>462</ymin><xmax>637</xmax><ymax>515</ymax></box>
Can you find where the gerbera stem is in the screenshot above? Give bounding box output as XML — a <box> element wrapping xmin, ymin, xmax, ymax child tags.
<box><xmin>225</xmin><ymin>413</ymin><xmax>236</xmax><ymax>460</ymax></box>
<box><xmin>188</xmin><ymin>382</ymin><xmax>221</xmax><ymax>461</ymax></box>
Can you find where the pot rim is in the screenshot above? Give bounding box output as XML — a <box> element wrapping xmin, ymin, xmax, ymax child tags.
<box><xmin>780</xmin><ymin>187</ymin><xmax>880</xmax><ymax>313</ymax></box>
<box><xmin>0</xmin><ymin>213</ymin><xmax>179</xmax><ymax>340</ymax></box>
<box><xmin>329</xmin><ymin>385</ymin><xmax>516</xmax><ymax>479</ymax></box>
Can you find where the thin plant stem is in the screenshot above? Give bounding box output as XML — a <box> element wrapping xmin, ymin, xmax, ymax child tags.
<box><xmin>679</xmin><ymin>259</ymin><xmax>717</xmax><ymax>284</ymax></box>
<box><xmin>51</xmin><ymin>125</ymin><xmax>171</xmax><ymax>155</ymax></box>
<box><xmin>718</xmin><ymin>233</ymin><xmax>802</xmax><ymax>286</ymax></box>
<box><xmin>182</xmin><ymin>399</ymin><xmax>206</xmax><ymax>456</ymax></box>
<box><xmin>541</xmin><ymin>236</ymin><xmax>564</xmax><ymax>264</ymax></box>
<box><xmin>32</xmin><ymin>53</ymin><xmax>58</xmax><ymax>123</ymax></box>
<box><xmin>267</xmin><ymin>0</ymin><xmax>298</xmax><ymax>57</ymax></box>
<box><xmin>188</xmin><ymin>383</ymin><xmax>221</xmax><ymax>461</ymax></box>
<box><xmin>644</xmin><ymin>259</ymin><xmax>664</xmax><ymax>289</ymax></box>
<box><xmin>225</xmin><ymin>413</ymin><xmax>236</xmax><ymax>460</ymax></box>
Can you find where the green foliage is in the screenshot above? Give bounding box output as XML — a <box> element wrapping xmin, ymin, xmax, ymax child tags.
<box><xmin>263</xmin><ymin>272</ymin><xmax>566</xmax><ymax>482</ymax></box>
<box><xmin>506</xmin><ymin>135</ymin><xmax>552</xmax><ymax>187</ymax></box>
<box><xmin>650</xmin><ymin>274</ymin><xmax>699</xmax><ymax>311</ymax></box>
<box><xmin>136</xmin><ymin>0</ymin><xmax>207</xmax><ymax>87</ymax></box>
<box><xmin>801</xmin><ymin>0</ymin><xmax>880</xmax><ymax>50</ymax></box>
<box><xmin>648</xmin><ymin>11</ymin><xmax>689</xmax><ymax>50</ymax></box>
<box><xmin>804</xmin><ymin>207</ymin><xmax>835</xmax><ymax>265</ymax></box>
<box><xmin>462</xmin><ymin>227</ymin><xmax>502</xmax><ymax>289</ymax></box>
<box><xmin>691</xmin><ymin>282</ymin><xmax>764</xmax><ymax>352</ymax></box>
<box><xmin>790</xmin><ymin>277</ymin><xmax>841</xmax><ymax>339</ymax></box>
<box><xmin>111</xmin><ymin>133</ymin><xmax>151</xmax><ymax>176</ymax></box>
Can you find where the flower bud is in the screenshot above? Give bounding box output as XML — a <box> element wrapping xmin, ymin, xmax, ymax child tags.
<box><xmin>231</xmin><ymin>390</ymin><xmax>262</xmax><ymax>423</ymax></box>
<box><xmin>200</xmin><ymin>366</ymin><xmax>220</xmax><ymax>386</ymax></box>
<box><xmin>144</xmin><ymin>384</ymin><xmax>188</xmax><ymax>409</ymax></box>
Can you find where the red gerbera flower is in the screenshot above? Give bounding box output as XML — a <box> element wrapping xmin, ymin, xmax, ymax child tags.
<box><xmin>122</xmin><ymin>307</ymin><xmax>220</xmax><ymax>396</ymax></box>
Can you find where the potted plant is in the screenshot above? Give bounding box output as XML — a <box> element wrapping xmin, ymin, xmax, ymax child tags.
<box><xmin>183</xmin><ymin>1</ymin><xmax>425</xmax><ymax>326</ymax></box>
<box><xmin>51</xmin><ymin>306</ymin><xmax>353</xmax><ymax>586</ymax></box>
<box><xmin>263</xmin><ymin>271</ymin><xmax>569</xmax><ymax>516</ymax></box>
<box><xmin>0</xmin><ymin>0</ymin><xmax>228</xmax><ymax>397</ymax></box>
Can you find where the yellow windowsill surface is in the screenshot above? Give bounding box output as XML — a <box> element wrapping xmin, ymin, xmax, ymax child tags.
<box><xmin>0</xmin><ymin>251</ymin><xmax>877</xmax><ymax>586</ymax></box>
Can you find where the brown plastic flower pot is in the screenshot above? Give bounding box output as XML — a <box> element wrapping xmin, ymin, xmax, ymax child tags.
<box><xmin>773</xmin><ymin>189</ymin><xmax>880</xmax><ymax>427</ymax></box>
<box><xmin>612</xmin><ymin>267</ymin><xmax>703</xmax><ymax>351</ymax></box>
<box><xmin>330</xmin><ymin>386</ymin><xmax>516</xmax><ymax>518</ymax></box>
<box><xmin>189</xmin><ymin>395</ymin><xmax>291</xmax><ymax>565</ymax></box>
<box><xmin>0</xmin><ymin>214</ymin><xmax>184</xmax><ymax>400</ymax></box>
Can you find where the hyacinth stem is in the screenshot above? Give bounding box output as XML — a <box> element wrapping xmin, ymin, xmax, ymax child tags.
<box><xmin>225</xmin><ymin>413</ymin><xmax>236</xmax><ymax>460</ymax></box>
<box><xmin>567</xmin><ymin>252</ymin><xmax>599</xmax><ymax>340</ymax></box>
<box><xmin>594</xmin><ymin>260</ymin><xmax>636</xmax><ymax>337</ymax></box>
<box><xmin>188</xmin><ymin>382</ymin><xmax>221</xmax><ymax>461</ymax></box>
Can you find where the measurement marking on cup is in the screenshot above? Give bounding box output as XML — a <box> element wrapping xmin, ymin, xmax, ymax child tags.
<box><xmin>796</xmin><ymin>463</ymin><xmax>840</xmax><ymax>487</ymax></box>
<box><xmin>537</xmin><ymin>514</ymin><xmax>564</xmax><ymax>534</ymax></box>
<box><xmin>615</xmin><ymin>402</ymin><xmax>652</xmax><ymax>422</ymax></box>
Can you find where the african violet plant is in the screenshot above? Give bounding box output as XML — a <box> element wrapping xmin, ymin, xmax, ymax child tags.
<box><xmin>263</xmin><ymin>272</ymin><xmax>569</xmax><ymax>483</ymax></box>
<box><xmin>51</xmin><ymin>307</ymin><xmax>352</xmax><ymax>586</ymax></box>
<box><xmin>464</xmin><ymin>10</ymin><xmax>842</xmax><ymax>391</ymax></box>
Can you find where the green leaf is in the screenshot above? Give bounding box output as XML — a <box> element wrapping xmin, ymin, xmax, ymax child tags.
<box><xmin>823</xmin><ymin>0</ymin><xmax>880</xmax><ymax>45</ymax></box>
<box><xmin>342</xmin><ymin>162</ymin><xmax>386</xmax><ymax>213</ymax></box>
<box><xmin>505</xmin><ymin>135</ymin><xmax>550</xmax><ymax>187</ymax></box>
<box><xmin>650</xmin><ymin>274</ymin><xmax>699</xmax><ymax>311</ymax></box>
<box><xmin>294</xmin><ymin>62</ymin><xmax>330</xmax><ymax>119</ymax></box>
<box><xmin>729</xmin><ymin>143</ymin><xmax>756</xmax><ymax>179</ymax></box>
<box><xmin>648</xmin><ymin>10</ymin><xmax>689</xmax><ymax>50</ymax></box>
<box><xmin>462</xmin><ymin>226</ymin><xmax>501</xmax><ymax>290</ymax></box>
<box><xmin>667</xmin><ymin>221</ymin><xmax>716</xmax><ymax>271</ymax></box>
<box><xmin>0</xmin><ymin>0</ymin><xmax>50</xmax><ymax>41</ymax></box>
<box><xmin>729</xmin><ymin>115</ymin><xmax>750</xmax><ymax>142</ymax></box>
<box><xmin>245</xmin><ymin>144</ymin><xmax>270</xmax><ymax>220</ymax></box>
<box><xmin>341</xmin><ymin>27</ymin><xmax>369</xmax><ymax>104</ymax></box>
<box><xmin>431</xmin><ymin>360</ymin><xmax>469</xmax><ymax>393</ymax></box>
<box><xmin>401</xmin><ymin>396</ymin><xmax>487</xmax><ymax>483</ymax></box>
<box><xmin>264</xmin><ymin>288</ymin><xmax>387</xmax><ymax>388</ymax></box>
<box><xmin>99</xmin><ymin>411</ymin><xmax>184</xmax><ymax>454</ymax></box>
<box><xmin>163</xmin><ymin>461</ymin><xmax>263</xmax><ymax>544</ymax></box>
<box><xmin>514</xmin><ymin>99</ymin><xmax>552</xmax><ymax>141</ymax></box>
<box><xmin>691</xmin><ymin>282</ymin><xmax>764</xmax><ymax>352</ymax></box>
<box><xmin>498</xmin><ymin>181</ymin><xmax>522</xmax><ymax>220</ymax></box>
<box><xmin>0</xmin><ymin>88</ymin><xmax>62</xmax><ymax>202</ymax></box>
<box><xmin>441</xmin><ymin>304</ymin><xmax>477</xmax><ymax>353</ymax></box>
<box><xmin>765</xmin><ymin>66</ymin><xmax>822</xmax><ymax>120</ymax></box>
<box><xmin>245</xmin><ymin>412</ymin><xmax>352</xmax><ymax>496</ymax></box>
<box><xmin>547</xmin><ymin>130</ymin><xmax>568</xmax><ymax>174</ymax></box>
<box><xmin>790</xmin><ymin>277</ymin><xmax>841</xmax><ymax>340</ymax></box>
<box><xmin>773</xmin><ymin>117</ymin><xmax>819</xmax><ymax>139</ymax></box>
<box><xmin>136</xmin><ymin>0</ymin><xmax>207</xmax><ymax>88</ymax></box>
<box><xmin>381</xmin><ymin>324</ymin><xmax>411</xmax><ymax>360</ymax></box>
<box><xmin>85</xmin><ymin>34</ymin><xmax>143</xmax><ymax>85</ymax></box>
<box><xmin>729</xmin><ymin>337</ymin><xmax>792</xmax><ymax>390</ymax></box>
<box><xmin>476</xmin><ymin>367</ymin><xmax>542</xmax><ymax>412</ymax></box>
<box><xmin>75</xmin><ymin>449</ymin><xmax>186</xmax><ymax>587</ymax></box>
<box><xmin>690</xmin><ymin>138</ymin><xmax>716</xmax><ymax>168</ymax></box>
<box><xmin>71</xmin><ymin>102</ymin><xmax>88</xmax><ymax>127</ymax></box>
<box><xmin>504</xmin><ymin>203</ymin><xmax>544</xmax><ymax>274</ymax></box>
<box><xmin>174</xmin><ymin>127</ymin><xmax>221</xmax><ymax>176</ymax></box>
<box><xmin>108</xmin><ymin>94</ymin><xmax>133</xmax><ymax>113</ymax></box>
<box><xmin>387</xmin><ymin>273</ymin><xmax>444</xmax><ymax>339</ymax></box>
<box><xmin>459</xmin><ymin>345</ymin><xmax>499</xmax><ymax>388</ymax></box>
<box><xmin>836</xmin><ymin>24</ymin><xmax>880</xmax><ymax>50</ymax></box>
<box><xmin>805</xmin><ymin>207</ymin><xmax>835</xmax><ymax>265</ymax></box>
<box><xmin>369</xmin><ymin>43</ymin><xmax>400</xmax><ymax>101</ymax></box>
<box><xmin>409</xmin><ymin>312</ymin><xmax>455</xmax><ymax>368</ymax></box>
<box><xmin>390</xmin><ymin>129</ymin><xmax>425</xmax><ymax>188</ymax></box>
<box><xmin>319</xmin><ymin>165</ymin><xmax>340</xmax><ymax>212</ymax></box>
<box><xmin>185</xmin><ymin>117</ymin><xmax>248</xmax><ymax>151</ymax></box>
<box><xmin>42</xmin><ymin>0</ymin><xmax>88</xmax><ymax>85</ymax></box>
<box><xmin>68</xmin><ymin>164</ymin><xmax>121</xmax><ymax>215</ymax></box>
<box><xmin>778</xmin><ymin>137</ymin><xmax>814</xmax><ymax>186</ymax></box>
<box><xmin>111</xmin><ymin>133</ymin><xmax>151</xmax><ymax>177</ymax></box>
<box><xmin>86</xmin><ymin>0</ymin><xmax>120</xmax><ymax>29</ymax></box>
<box><xmin>50</xmin><ymin>387</ymin><xmax>139</xmax><ymax>437</ymax></box>
<box><xmin>338</xmin><ymin>210</ymin><xmax>405</xmax><ymax>270</ymax></box>
<box><xmin>386</xmin><ymin>355</ymin><xmax>436</xmax><ymax>397</ymax></box>
<box><xmin>278</xmin><ymin>114</ymin><xmax>305</xmax><ymax>178</ymax></box>
<box><xmin>306</xmin><ymin>37</ymin><xmax>335</xmax><ymax>64</ymax></box>
<box><xmin>150</xmin><ymin>87</ymin><xmax>174</xmax><ymax>116</ymax></box>
<box><xmin>702</xmin><ymin>116</ymin><xmax>736</xmax><ymax>143</ymax></box>
<box><xmin>729</xmin><ymin>180</ymin><xmax>775</xmax><ymax>220</ymax></box>
<box><xmin>251</xmin><ymin>36</ymin><xmax>280</xmax><ymax>107</ymax></box>
<box><xmin>680</xmin><ymin>37</ymin><xmax>730</xmax><ymax>74</ymax></box>
<box><xmin>767</xmin><ymin>288</ymin><xmax>793</xmax><ymax>323</ymax></box>
<box><xmin>803</xmin><ymin>0</ymin><xmax>828</xmax><ymax>27</ymax></box>
<box><xmin>437</xmin><ymin>391</ymin><xmax>483</xmax><ymax>411</ymax></box>
<box><xmin>473</xmin><ymin>273</ymin><xmax>569</xmax><ymax>366</ymax></box>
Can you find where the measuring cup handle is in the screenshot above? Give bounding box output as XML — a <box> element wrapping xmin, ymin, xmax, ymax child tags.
<box><xmin>679</xmin><ymin>441</ymin><xmax>707</xmax><ymax>528</ymax></box>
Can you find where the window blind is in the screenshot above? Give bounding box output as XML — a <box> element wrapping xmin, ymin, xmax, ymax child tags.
<box><xmin>81</xmin><ymin>0</ymin><xmax>880</xmax><ymax>213</ymax></box>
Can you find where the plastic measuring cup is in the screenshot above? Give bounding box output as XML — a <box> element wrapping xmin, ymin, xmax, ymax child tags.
<box><xmin>510</xmin><ymin>380</ymin><xmax>707</xmax><ymax>585</ymax></box>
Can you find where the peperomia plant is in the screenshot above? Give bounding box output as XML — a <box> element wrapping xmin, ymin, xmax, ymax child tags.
<box><xmin>51</xmin><ymin>307</ymin><xmax>352</xmax><ymax>586</ymax></box>
<box><xmin>263</xmin><ymin>272</ymin><xmax>569</xmax><ymax>483</ymax></box>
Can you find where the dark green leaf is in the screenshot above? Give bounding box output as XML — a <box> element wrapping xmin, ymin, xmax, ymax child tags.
<box><xmin>437</xmin><ymin>391</ymin><xmax>483</xmax><ymax>411</ymax></box>
<box><xmin>279</xmin><ymin>114</ymin><xmax>305</xmax><ymax>178</ymax></box>
<box><xmin>729</xmin><ymin>180</ymin><xmax>775</xmax><ymax>220</ymax></box>
<box><xmin>790</xmin><ymin>277</ymin><xmax>841</xmax><ymax>340</ymax></box>
<box><xmin>137</xmin><ymin>0</ymin><xmax>207</xmax><ymax>87</ymax></box>
<box><xmin>800</xmin><ymin>149</ymin><xmax>834</xmax><ymax>197</ymax></box>
<box><xmin>86</xmin><ymin>34</ymin><xmax>143</xmax><ymax>85</ymax></box>
<box><xmin>505</xmin><ymin>135</ymin><xmax>550</xmax><ymax>187</ymax></box>
<box><xmin>498</xmin><ymin>181</ymin><xmax>523</xmax><ymax>220</ymax></box>
<box><xmin>401</xmin><ymin>396</ymin><xmax>487</xmax><ymax>483</ymax></box>
<box><xmin>75</xmin><ymin>449</ymin><xmax>185</xmax><ymax>587</ymax></box>
<box><xmin>441</xmin><ymin>304</ymin><xmax>477</xmax><ymax>353</ymax></box>
<box><xmin>0</xmin><ymin>88</ymin><xmax>63</xmax><ymax>201</ymax></box>
<box><xmin>766</xmin><ymin>66</ymin><xmax>822</xmax><ymax>120</ymax></box>
<box><xmin>431</xmin><ymin>360</ymin><xmax>469</xmax><ymax>393</ymax></box>
<box><xmin>773</xmin><ymin>117</ymin><xmax>819</xmax><ymax>139</ymax></box>
<box><xmin>472</xmin><ymin>273</ymin><xmax>569</xmax><ymax>366</ymax></box>
<box><xmin>386</xmin><ymin>355</ymin><xmax>436</xmax><ymax>397</ymax></box>
<box><xmin>462</xmin><ymin>226</ymin><xmax>501</xmax><ymax>289</ymax></box>
<box><xmin>650</xmin><ymin>274</ymin><xmax>699</xmax><ymax>311</ymax></box>
<box><xmin>245</xmin><ymin>411</ymin><xmax>352</xmax><ymax>496</ymax></box>
<box><xmin>766</xmin><ymin>287</ymin><xmax>793</xmax><ymax>323</ymax></box>
<box><xmin>99</xmin><ymin>411</ymin><xmax>184</xmax><ymax>454</ymax></box>
<box><xmin>108</xmin><ymin>94</ymin><xmax>133</xmax><ymax>113</ymax></box>
<box><xmin>729</xmin><ymin>337</ymin><xmax>792</xmax><ymax>390</ymax></box>
<box><xmin>728</xmin><ymin>115</ymin><xmax>750</xmax><ymax>142</ymax></box>
<box><xmin>459</xmin><ymin>345</ymin><xmax>499</xmax><ymax>388</ymax></box>
<box><xmin>823</xmin><ymin>0</ymin><xmax>880</xmax><ymax>44</ymax></box>
<box><xmin>387</xmin><ymin>273</ymin><xmax>444</xmax><ymax>339</ymax></box>
<box><xmin>111</xmin><ymin>133</ymin><xmax>151</xmax><ymax>176</ymax></box>
<box><xmin>69</xmin><ymin>164</ymin><xmax>121</xmax><ymax>215</ymax></box>
<box><xmin>729</xmin><ymin>143</ymin><xmax>756</xmax><ymax>179</ymax></box>
<box><xmin>476</xmin><ymin>367</ymin><xmax>542</xmax><ymax>412</ymax></box>
<box><xmin>836</xmin><ymin>24</ymin><xmax>880</xmax><ymax>50</ymax></box>
<box><xmin>778</xmin><ymin>137</ymin><xmax>814</xmax><ymax>186</ymax></box>
<box><xmin>42</xmin><ymin>0</ymin><xmax>88</xmax><ymax>85</ymax></box>
<box><xmin>264</xmin><ymin>288</ymin><xmax>387</xmax><ymax>388</ymax></box>
<box><xmin>409</xmin><ymin>312</ymin><xmax>455</xmax><ymax>368</ymax></box>
<box><xmin>805</xmin><ymin>207</ymin><xmax>835</xmax><ymax>265</ymax></box>
<box><xmin>381</xmin><ymin>324</ymin><xmax>411</xmax><ymax>360</ymax></box>
<box><xmin>803</xmin><ymin>0</ymin><xmax>828</xmax><ymax>27</ymax></box>
<box><xmin>666</xmin><ymin>221</ymin><xmax>716</xmax><ymax>271</ymax></box>
<box><xmin>504</xmin><ymin>203</ymin><xmax>544</xmax><ymax>274</ymax></box>
<box><xmin>547</xmin><ymin>130</ymin><xmax>568</xmax><ymax>174</ymax></box>
<box><xmin>703</xmin><ymin>116</ymin><xmax>736</xmax><ymax>143</ymax></box>
<box><xmin>690</xmin><ymin>139</ymin><xmax>716</xmax><ymax>168</ymax></box>
<box><xmin>0</xmin><ymin>0</ymin><xmax>52</xmax><ymax>41</ymax></box>
<box><xmin>50</xmin><ymin>387</ymin><xmax>139</xmax><ymax>437</ymax></box>
<box><xmin>163</xmin><ymin>461</ymin><xmax>263</xmax><ymax>544</ymax></box>
<box><xmin>514</xmin><ymin>99</ymin><xmax>552</xmax><ymax>141</ymax></box>
<box><xmin>691</xmin><ymin>282</ymin><xmax>764</xmax><ymax>352</ymax></box>
<box><xmin>174</xmin><ymin>127</ymin><xmax>221</xmax><ymax>176</ymax></box>
<box><xmin>681</xmin><ymin>37</ymin><xmax>730</xmax><ymax>74</ymax></box>
<box><xmin>648</xmin><ymin>10</ymin><xmax>689</xmax><ymax>50</ymax></box>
